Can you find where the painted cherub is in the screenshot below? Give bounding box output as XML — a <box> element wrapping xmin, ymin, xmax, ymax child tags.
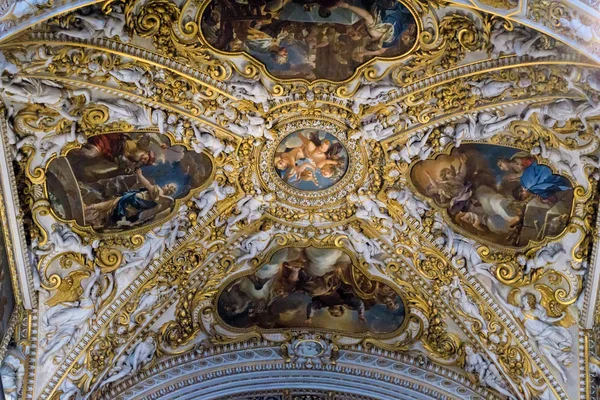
<box><xmin>275</xmin><ymin>146</ymin><xmax>318</xmax><ymax>184</ymax></box>
<box><xmin>299</xmin><ymin>131</ymin><xmax>344</xmax><ymax>178</ymax></box>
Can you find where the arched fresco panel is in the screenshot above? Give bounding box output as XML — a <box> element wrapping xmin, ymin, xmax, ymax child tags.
<box><xmin>46</xmin><ymin>132</ymin><xmax>213</xmax><ymax>233</ymax></box>
<box><xmin>218</xmin><ymin>247</ymin><xmax>405</xmax><ymax>334</ymax></box>
<box><xmin>200</xmin><ymin>0</ymin><xmax>418</xmax><ymax>81</ymax></box>
<box><xmin>410</xmin><ymin>144</ymin><xmax>574</xmax><ymax>248</ymax></box>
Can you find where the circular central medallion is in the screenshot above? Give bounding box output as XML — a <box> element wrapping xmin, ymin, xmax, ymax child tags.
<box><xmin>274</xmin><ymin>129</ymin><xmax>349</xmax><ymax>191</ymax></box>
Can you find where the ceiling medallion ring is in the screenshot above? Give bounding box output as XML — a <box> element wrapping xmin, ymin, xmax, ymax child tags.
<box><xmin>403</xmin><ymin>140</ymin><xmax>581</xmax><ymax>253</ymax></box>
<box><xmin>212</xmin><ymin>242</ymin><xmax>412</xmax><ymax>340</ymax></box>
<box><xmin>259</xmin><ymin>117</ymin><xmax>367</xmax><ymax>209</ymax></box>
<box><xmin>197</xmin><ymin>0</ymin><xmax>423</xmax><ymax>83</ymax></box>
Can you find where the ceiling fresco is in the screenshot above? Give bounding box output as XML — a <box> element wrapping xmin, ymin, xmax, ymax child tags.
<box><xmin>200</xmin><ymin>0</ymin><xmax>418</xmax><ymax>81</ymax></box>
<box><xmin>46</xmin><ymin>131</ymin><xmax>213</xmax><ymax>232</ymax></box>
<box><xmin>218</xmin><ymin>246</ymin><xmax>405</xmax><ymax>334</ymax></box>
<box><xmin>0</xmin><ymin>0</ymin><xmax>599</xmax><ymax>400</ymax></box>
<box><xmin>410</xmin><ymin>144</ymin><xmax>574</xmax><ymax>248</ymax></box>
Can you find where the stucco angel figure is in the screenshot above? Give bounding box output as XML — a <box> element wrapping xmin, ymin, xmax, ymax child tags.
<box><xmin>464</xmin><ymin>346</ymin><xmax>516</xmax><ymax>399</ymax></box>
<box><xmin>445</xmin><ymin>277</ymin><xmax>488</xmax><ymax>333</ymax></box>
<box><xmin>120</xmin><ymin>221</ymin><xmax>174</xmax><ymax>273</ymax></box>
<box><xmin>237</xmin><ymin>221</ymin><xmax>280</xmax><ymax>264</ymax></box>
<box><xmin>575</xmin><ymin>96</ymin><xmax>600</xmax><ymax>129</ymax></box>
<box><xmin>530</xmin><ymin>139</ymin><xmax>576</xmax><ymax>177</ymax></box>
<box><xmin>441</xmin><ymin>112</ymin><xmax>516</xmax><ymax>147</ymax></box>
<box><xmin>494</xmin><ymin>288</ymin><xmax>573</xmax><ymax>382</ymax></box>
<box><xmin>0</xmin><ymin>77</ymin><xmax>90</xmax><ymax>121</ymax></box>
<box><xmin>522</xmin><ymin>99</ymin><xmax>583</xmax><ymax>128</ymax></box>
<box><xmin>396</xmin><ymin>128</ymin><xmax>434</xmax><ymax>164</ymax></box>
<box><xmin>56</xmin><ymin>7</ymin><xmax>130</xmax><ymax>42</ymax></box>
<box><xmin>351</xmin><ymin>79</ymin><xmax>397</xmax><ymax>113</ymax></box>
<box><xmin>41</xmin><ymin>267</ymin><xmax>114</xmax><ymax>364</ymax></box>
<box><xmin>351</xmin><ymin>120</ymin><xmax>395</xmax><ymax>142</ymax></box>
<box><xmin>468</xmin><ymin>79</ymin><xmax>516</xmax><ymax>99</ymax></box>
<box><xmin>101</xmin><ymin>337</ymin><xmax>156</xmax><ymax>387</ymax></box>
<box><xmin>36</xmin><ymin>123</ymin><xmax>87</xmax><ymax>166</ymax></box>
<box><xmin>229</xmin><ymin>76</ymin><xmax>271</xmax><ymax>112</ymax></box>
<box><xmin>490</xmin><ymin>22</ymin><xmax>557</xmax><ymax>58</ymax></box>
<box><xmin>227</xmin><ymin>114</ymin><xmax>272</xmax><ymax>140</ymax></box>
<box><xmin>34</xmin><ymin>222</ymin><xmax>98</xmax><ymax>261</ymax></box>
<box><xmin>344</xmin><ymin>226</ymin><xmax>385</xmax><ymax>267</ymax></box>
<box><xmin>517</xmin><ymin>242</ymin><xmax>565</xmax><ymax>274</ymax></box>
<box><xmin>0</xmin><ymin>0</ymin><xmax>50</xmax><ymax>21</ymax></box>
<box><xmin>191</xmin><ymin>125</ymin><xmax>230</xmax><ymax>157</ymax></box>
<box><xmin>109</xmin><ymin>66</ymin><xmax>154</xmax><ymax>96</ymax></box>
<box><xmin>442</xmin><ymin>115</ymin><xmax>476</xmax><ymax>147</ymax></box>
<box><xmin>437</xmin><ymin>219</ymin><xmax>494</xmax><ymax>278</ymax></box>
<box><xmin>96</xmin><ymin>99</ymin><xmax>167</xmax><ymax>133</ymax></box>
<box><xmin>129</xmin><ymin>286</ymin><xmax>173</xmax><ymax>329</ymax></box>
<box><xmin>224</xmin><ymin>193</ymin><xmax>275</xmax><ymax>236</ymax></box>
<box><xmin>349</xmin><ymin>193</ymin><xmax>391</xmax><ymax>224</ymax></box>
<box><xmin>192</xmin><ymin>181</ymin><xmax>236</xmax><ymax>218</ymax></box>
<box><xmin>56</xmin><ymin>377</ymin><xmax>80</xmax><ymax>400</ymax></box>
<box><xmin>387</xmin><ymin>188</ymin><xmax>429</xmax><ymax>223</ymax></box>
<box><xmin>0</xmin><ymin>348</ymin><xmax>25</xmax><ymax>400</ymax></box>
<box><xmin>559</xmin><ymin>17</ymin><xmax>599</xmax><ymax>43</ymax></box>
<box><xmin>14</xmin><ymin>120</ymin><xmax>86</xmax><ymax>167</ymax></box>
<box><xmin>0</xmin><ymin>52</ymin><xmax>17</xmax><ymax>75</ymax></box>
<box><xmin>476</xmin><ymin>111</ymin><xmax>520</xmax><ymax>138</ymax></box>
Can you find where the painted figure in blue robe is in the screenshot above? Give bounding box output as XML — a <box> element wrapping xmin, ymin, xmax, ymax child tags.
<box><xmin>518</xmin><ymin>162</ymin><xmax>571</xmax><ymax>204</ymax></box>
<box><xmin>337</xmin><ymin>0</ymin><xmax>417</xmax><ymax>60</ymax></box>
<box><xmin>84</xmin><ymin>168</ymin><xmax>176</xmax><ymax>229</ymax></box>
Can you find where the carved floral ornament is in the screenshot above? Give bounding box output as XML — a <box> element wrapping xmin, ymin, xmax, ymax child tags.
<box><xmin>0</xmin><ymin>1</ymin><xmax>599</xmax><ymax>400</ymax></box>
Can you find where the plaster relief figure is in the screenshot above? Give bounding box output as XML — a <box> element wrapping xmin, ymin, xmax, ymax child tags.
<box><xmin>192</xmin><ymin>181</ymin><xmax>236</xmax><ymax>218</ymax></box>
<box><xmin>0</xmin><ymin>77</ymin><xmax>90</xmax><ymax>121</ymax></box>
<box><xmin>490</xmin><ymin>22</ymin><xmax>558</xmax><ymax>58</ymax></box>
<box><xmin>56</xmin><ymin>7</ymin><xmax>130</xmax><ymax>42</ymax></box>
<box><xmin>494</xmin><ymin>288</ymin><xmax>574</xmax><ymax>382</ymax></box>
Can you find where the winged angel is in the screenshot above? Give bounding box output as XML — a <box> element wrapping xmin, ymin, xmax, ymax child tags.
<box><xmin>40</xmin><ymin>267</ymin><xmax>114</xmax><ymax>364</ymax></box>
<box><xmin>494</xmin><ymin>287</ymin><xmax>574</xmax><ymax>382</ymax></box>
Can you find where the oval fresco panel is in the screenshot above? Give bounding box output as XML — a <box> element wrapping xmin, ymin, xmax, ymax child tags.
<box><xmin>200</xmin><ymin>0</ymin><xmax>418</xmax><ymax>81</ymax></box>
<box><xmin>218</xmin><ymin>247</ymin><xmax>405</xmax><ymax>334</ymax></box>
<box><xmin>275</xmin><ymin>129</ymin><xmax>349</xmax><ymax>191</ymax></box>
<box><xmin>46</xmin><ymin>132</ymin><xmax>213</xmax><ymax>233</ymax></box>
<box><xmin>410</xmin><ymin>144</ymin><xmax>573</xmax><ymax>247</ymax></box>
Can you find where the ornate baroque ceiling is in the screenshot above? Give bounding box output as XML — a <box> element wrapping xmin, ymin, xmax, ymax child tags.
<box><xmin>0</xmin><ymin>0</ymin><xmax>599</xmax><ymax>399</ymax></box>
